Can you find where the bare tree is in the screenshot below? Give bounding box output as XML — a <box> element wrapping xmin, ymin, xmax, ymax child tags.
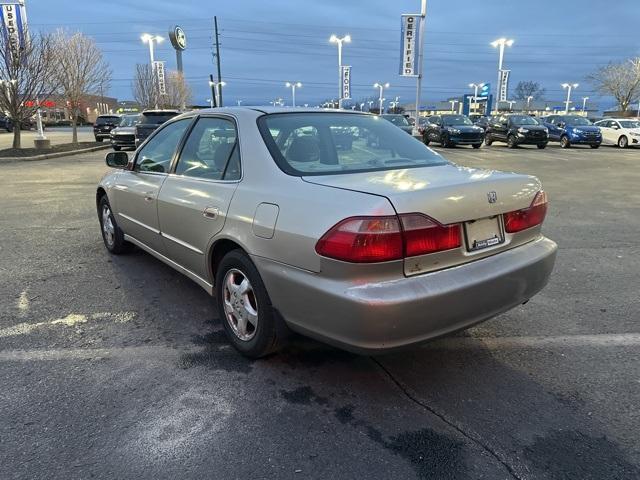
<box><xmin>52</xmin><ymin>30</ymin><xmax>112</xmax><ymax>144</ymax></box>
<box><xmin>514</xmin><ymin>81</ymin><xmax>546</xmax><ymax>101</ymax></box>
<box><xmin>588</xmin><ymin>58</ymin><xmax>640</xmax><ymax>112</ymax></box>
<box><xmin>0</xmin><ymin>30</ymin><xmax>58</xmax><ymax>148</ymax></box>
<box><xmin>164</xmin><ymin>71</ymin><xmax>192</xmax><ymax>109</ymax></box>
<box><xmin>132</xmin><ymin>63</ymin><xmax>158</xmax><ymax>110</ymax></box>
<box><xmin>133</xmin><ymin>65</ymin><xmax>191</xmax><ymax>110</ymax></box>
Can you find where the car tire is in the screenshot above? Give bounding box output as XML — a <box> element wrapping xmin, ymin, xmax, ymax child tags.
<box><xmin>507</xmin><ymin>135</ymin><xmax>518</xmax><ymax>148</ymax></box>
<box><xmin>216</xmin><ymin>250</ymin><xmax>288</xmax><ymax>358</ymax></box>
<box><xmin>618</xmin><ymin>136</ymin><xmax>628</xmax><ymax>148</ymax></box>
<box><xmin>590</xmin><ymin>144</ymin><xmax>600</xmax><ymax>149</ymax></box>
<box><xmin>560</xmin><ymin>136</ymin><xmax>571</xmax><ymax>148</ymax></box>
<box><xmin>484</xmin><ymin>136</ymin><xmax>493</xmax><ymax>146</ymax></box>
<box><xmin>441</xmin><ymin>134</ymin><xmax>451</xmax><ymax>147</ymax></box>
<box><xmin>537</xmin><ymin>143</ymin><xmax>547</xmax><ymax>149</ymax></box>
<box><xmin>472</xmin><ymin>143</ymin><xmax>481</xmax><ymax>149</ymax></box>
<box><xmin>98</xmin><ymin>195</ymin><xmax>130</xmax><ymax>254</ymax></box>
<box><xmin>422</xmin><ymin>134</ymin><xmax>430</xmax><ymax>146</ymax></box>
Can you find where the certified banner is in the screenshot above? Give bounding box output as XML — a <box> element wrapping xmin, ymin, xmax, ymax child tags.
<box><xmin>341</xmin><ymin>65</ymin><xmax>351</xmax><ymax>100</ymax></box>
<box><xmin>153</xmin><ymin>60</ymin><xmax>167</xmax><ymax>95</ymax></box>
<box><xmin>0</xmin><ymin>3</ymin><xmax>27</xmax><ymax>62</ymax></box>
<box><xmin>399</xmin><ymin>14</ymin><xmax>421</xmax><ymax>77</ymax></box>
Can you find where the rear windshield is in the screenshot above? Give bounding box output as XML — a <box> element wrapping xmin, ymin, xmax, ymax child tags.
<box><xmin>141</xmin><ymin>112</ymin><xmax>179</xmax><ymax>125</ymax></box>
<box><xmin>119</xmin><ymin>115</ymin><xmax>141</xmax><ymax>127</ymax></box>
<box><xmin>382</xmin><ymin>115</ymin><xmax>410</xmax><ymax>126</ymax></box>
<box><xmin>95</xmin><ymin>116</ymin><xmax>119</xmax><ymax>125</ymax></box>
<box><xmin>258</xmin><ymin>113</ymin><xmax>446</xmax><ymax>176</ymax></box>
<box><xmin>620</xmin><ymin>120</ymin><xmax>640</xmax><ymax>128</ymax></box>
<box><xmin>442</xmin><ymin>115</ymin><xmax>472</xmax><ymax>126</ymax></box>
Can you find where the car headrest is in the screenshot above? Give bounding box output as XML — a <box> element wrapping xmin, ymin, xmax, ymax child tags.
<box><xmin>286</xmin><ymin>136</ymin><xmax>320</xmax><ymax>163</ymax></box>
<box><xmin>213</xmin><ymin>142</ymin><xmax>235</xmax><ymax>170</ymax></box>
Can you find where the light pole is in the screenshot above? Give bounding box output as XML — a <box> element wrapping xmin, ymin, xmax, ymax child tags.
<box><xmin>209</xmin><ymin>80</ymin><xmax>226</xmax><ymax>107</ymax></box>
<box><xmin>469</xmin><ymin>83</ymin><xmax>485</xmax><ymax>113</ymax></box>
<box><xmin>449</xmin><ymin>100</ymin><xmax>458</xmax><ymax>113</ymax></box>
<box><xmin>526</xmin><ymin>95</ymin><xmax>533</xmax><ymax>112</ymax></box>
<box><xmin>141</xmin><ymin>33</ymin><xmax>164</xmax><ymax>65</ymax></box>
<box><xmin>359</xmin><ymin>102</ymin><xmax>365</xmax><ymax>111</ymax></box>
<box><xmin>373</xmin><ymin>82</ymin><xmax>389</xmax><ymax>114</ymax></box>
<box><xmin>562</xmin><ymin>83</ymin><xmax>578</xmax><ymax>114</ymax></box>
<box><xmin>237</xmin><ymin>100</ymin><xmax>242</xmax><ymax>106</ymax></box>
<box><xmin>507</xmin><ymin>100</ymin><xmax>516</xmax><ymax>111</ymax></box>
<box><xmin>367</xmin><ymin>100</ymin><xmax>374</xmax><ymax>111</ymax></box>
<box><xmin>285</xmin><ymin>82</ymin><xmax>302</xmax><ymax>107</ymax></box>
<box><xmin>582</xmin><ymin>96</ymin><xmax>589</xmax><ymax>115</ymax></box>
<box><xmin>329</xmin><ymin>34</ymin><xmax>351</xmax><ymax>109</ymax></box>
<box><xmin>491</xmin><ymin>38</ymin><xmax>514</xmax><ymax>114</ymax></box>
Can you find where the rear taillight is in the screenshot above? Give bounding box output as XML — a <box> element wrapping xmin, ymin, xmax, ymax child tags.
<box><xmin>400</xmin><ymin>214</ymin><xmax>461</xmax><ymax>257</ymax></box>
<box><xmin>316</xmin><ymin>214</ymin><xmax>461</xmax><ymax>263</ymax></box>
<box><xmin>504</xmin><ymin>191</ymin><xmax>548</xmax><ymax>233</ymax></box>
<box><xmin>315</xmin><ymin>216</ymin><xmax>403</xmax><ymax>263</ymax></box>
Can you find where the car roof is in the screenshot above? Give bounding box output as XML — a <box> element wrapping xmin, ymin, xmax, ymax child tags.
<box><xmin>141</xmin><ymin>109</ymin><xmax>181</xmax><ymax>114</ymax></box>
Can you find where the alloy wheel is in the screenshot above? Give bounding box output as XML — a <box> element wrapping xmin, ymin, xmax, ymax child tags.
<box><xmin>223</xmin><ymin>268</ymin><xmax>259</xmax><ymax>341</ymax></box>
<box><xmin>101</xmin><ymin>205</ymin><xmax>115</xmax><ymax>248</ymax></box>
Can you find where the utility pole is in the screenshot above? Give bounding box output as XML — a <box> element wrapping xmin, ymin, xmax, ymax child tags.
<box><xmin>209</xmin><ymin>74</ymin><xmax>217</xmax><ymax>108</ymax></box>
<box><xmin>214</xmin><ymin>16</ymin><xmax>223</xmax><ymax>106</ymax></box>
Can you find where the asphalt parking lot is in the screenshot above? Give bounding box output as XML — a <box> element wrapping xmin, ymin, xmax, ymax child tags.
<box><xmin>1</xmin><ymin>143</ymin><xmax>639</xmax><ymax>479</ymax></box>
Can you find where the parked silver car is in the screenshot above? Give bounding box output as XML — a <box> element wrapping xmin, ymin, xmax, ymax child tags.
<box><xmin>97</xmin><ymin>108</ymin><xmax>557</xmax><ymax>357</ymax></box>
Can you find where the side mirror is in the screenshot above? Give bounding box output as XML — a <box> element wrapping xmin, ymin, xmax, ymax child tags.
<box><xmin>557</xmin><ymin>122</ymin><xmax>566</xmax><ymax>129</ymax></box>
<box><xmin>611</xmin><ymin>124</ymin><xmax>619</xmax><ymax>130</ymax></box>
<box><xmin>105</xmin><ymin>151</ymin><xmax>129</xmax><ymax>168</ymax></box>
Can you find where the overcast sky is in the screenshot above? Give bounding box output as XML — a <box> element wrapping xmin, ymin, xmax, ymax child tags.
<box><xmin>26</xmin><ymin>0</ymin><xmax>639</xmax><ymax>110</ymax></box>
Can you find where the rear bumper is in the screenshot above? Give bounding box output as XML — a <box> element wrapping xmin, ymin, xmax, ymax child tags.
<box><xmin>255</xmin><ymin>237</ymin><xmax>557</xmax><ymax>354</ymax></box>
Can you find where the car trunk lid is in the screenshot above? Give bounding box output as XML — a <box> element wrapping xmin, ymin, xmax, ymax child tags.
<box><xmin>304</xmin><ymin>164</ymin><xmax>543</xmax><ymax>275</ymax></box>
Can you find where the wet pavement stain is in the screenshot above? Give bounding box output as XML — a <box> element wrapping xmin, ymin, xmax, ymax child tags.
<box><xmin>177</xmin><ymin>329</ymin><xmax>253</xmax><ymax>374</ymax></box>
<box><xmin>334</xmin><ymin>405</ymin><xmax>355</xmax><ymax>424</ymax></box>
<box><xmin>279</xmin><ymin>386</ymin><xmax>329</xmax><ymax>406</ymax></box>
<box><xmin>523</xmin><ymin>429</ymin><xmax>640</xmax><ymax>479</ymax></box>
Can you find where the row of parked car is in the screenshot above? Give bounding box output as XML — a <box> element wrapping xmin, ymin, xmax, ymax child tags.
<box><xmin>412</xmin><ymin>113</ymin><xmax>640</xmax><ymax>149</ymax></box>
<box><xmin>93</xmin><ymin>110</ymin><xmax>180</xmax><ymax>150</ymax></box>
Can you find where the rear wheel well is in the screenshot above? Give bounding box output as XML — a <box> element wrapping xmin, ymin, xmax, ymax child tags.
<box><xmin>210</xmin><ymin>239</ymin><xmax>245</xmax><ymax>284</ymax></box>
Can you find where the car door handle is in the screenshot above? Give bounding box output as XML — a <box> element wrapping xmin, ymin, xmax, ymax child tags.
<box><xmin>144</xmin><ymin>191</ymin><xmax>155</xmax><ymax>202</ymax></box>
<box><xmin>203</xmin><ymin>206</ymin><xmax>219</xmax><ymax>219</ymax></box>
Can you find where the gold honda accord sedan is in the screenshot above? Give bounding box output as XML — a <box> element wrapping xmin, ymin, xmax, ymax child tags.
<box><xmin>97</xmin><ymin>108</ymin><xmax>557</xmax><ymax>357</ymax></box>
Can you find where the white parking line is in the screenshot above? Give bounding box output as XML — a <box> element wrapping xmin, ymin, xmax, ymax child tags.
<box><xmin>0</xmin><ymin>312</ymin><xmax>136</xmax><ymax>338</ymax></box>
<box><xmin>0</xmin><ymin>333</ymin><xmax>638</xmax><ymax>362</ymax></box>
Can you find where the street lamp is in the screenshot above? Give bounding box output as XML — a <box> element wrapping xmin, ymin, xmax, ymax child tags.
<box><xmin>285</xmin><ymin>82</ymin><xmax>302</xmax><ymax>107</ymax></box>
<box><xmin>491</xmin><ymin>38</ymin><xmax>514</xmax><ymax>113</ymax></box>
<box><xmin>469</xmin><ymin>83</ymin><xmax>485</xmax><ymax>113</ymax></box>
<box><xmin>449</xmin><ymin>99</ymin><xmax>458</xmax><ymax>113</ymax></box>
<box><xmin>373</xmin><ymin>82</ymin><xmax>389</xmax><ymax>114</ymax></box>
<box><xmin>237</xmin><ymin>100</ymin><xmax>243</xmax><ymax>106</ymax></box>
<box><xmin>141</xmin><ymin>33</ymin><xmax>164</xmax><ymax>64</ymax></box>
<box><xmin>329</xmin><ymin>34</ymin><xmax>351</xmax><ymax>109</ymax></box>
<box><xmin>582</xmin><ymin>96</ymin><xmax>589</xmax><ymax>114</ymax></box>
<box><xmin>562</xmin><ymin>83</ymin><xmax>579</xmax><ymax>114</ymax></box>
<box><xmin>507</xmin><ymin>100</ymin><xmax>516</xmax><ymax>111</ymax></box>
<box><xmin>526</xmin><ymin>95</ymin><xmax>533</xmax><ymax>111</ymax></box>
<box><xmin>208</xmin><ymin>80</ymin><xmax>226</xmax><ymax>107</ymax></box>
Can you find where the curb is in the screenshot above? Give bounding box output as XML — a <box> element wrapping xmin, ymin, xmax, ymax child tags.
<box><xmin>0</xmin><ymin>144</ymin><xmax>111</xmax><ymax>163</ymax></box>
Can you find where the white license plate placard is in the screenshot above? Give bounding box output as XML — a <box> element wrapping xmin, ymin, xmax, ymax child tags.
<box><xmin>464</xmin><ymin>216</ymin><xmax>504</xmax><ymax>251</ymax></box>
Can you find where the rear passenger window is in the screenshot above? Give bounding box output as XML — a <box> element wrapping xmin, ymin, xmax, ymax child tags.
<box><xmin>175</xmin><ymin>117</ymin><xmax>241</xmax><ymax>180</ymax></box>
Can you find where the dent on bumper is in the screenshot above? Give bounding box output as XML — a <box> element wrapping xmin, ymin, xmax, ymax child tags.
<box><xmin>255</xmin><ymin>237</ymin><xmax>557</xmax><ymax>353</ymax></box>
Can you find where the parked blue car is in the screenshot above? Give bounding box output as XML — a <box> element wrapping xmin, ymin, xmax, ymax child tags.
<box><xmin>542</xmin><ymin>115</ymin><xmax>602</xmax><ymax>148</ymax></box>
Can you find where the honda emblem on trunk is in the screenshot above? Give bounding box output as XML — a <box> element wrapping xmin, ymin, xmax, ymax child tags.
<box><xmin>487</xmin><ymin>191</ymin><xmax>497</xmax><ymax>204</ymax></box>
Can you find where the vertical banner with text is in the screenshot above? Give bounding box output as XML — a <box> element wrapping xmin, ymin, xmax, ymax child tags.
<box><xmin>341</xmin><ymin>65</ymin><xmax>351</xmax><ymax>100</ymax></box>
<box><xmin>499</xmin><ymin>70</ymin><xmax>510</xmax><ymax>101</ymax></box>
<box><xmin>153</xmin><ymin>60</ymin><xmax>166</xmax><ymax>95</ymax></box>
<box><xmin>0</xmin><ymin>2</ymin><xmax>27</xmax><ymax>63</ymax></box>
<box><xmin>399</xmin><ymin>14</ymin><xmax>422</xmax><ymax>77</ymax></box>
